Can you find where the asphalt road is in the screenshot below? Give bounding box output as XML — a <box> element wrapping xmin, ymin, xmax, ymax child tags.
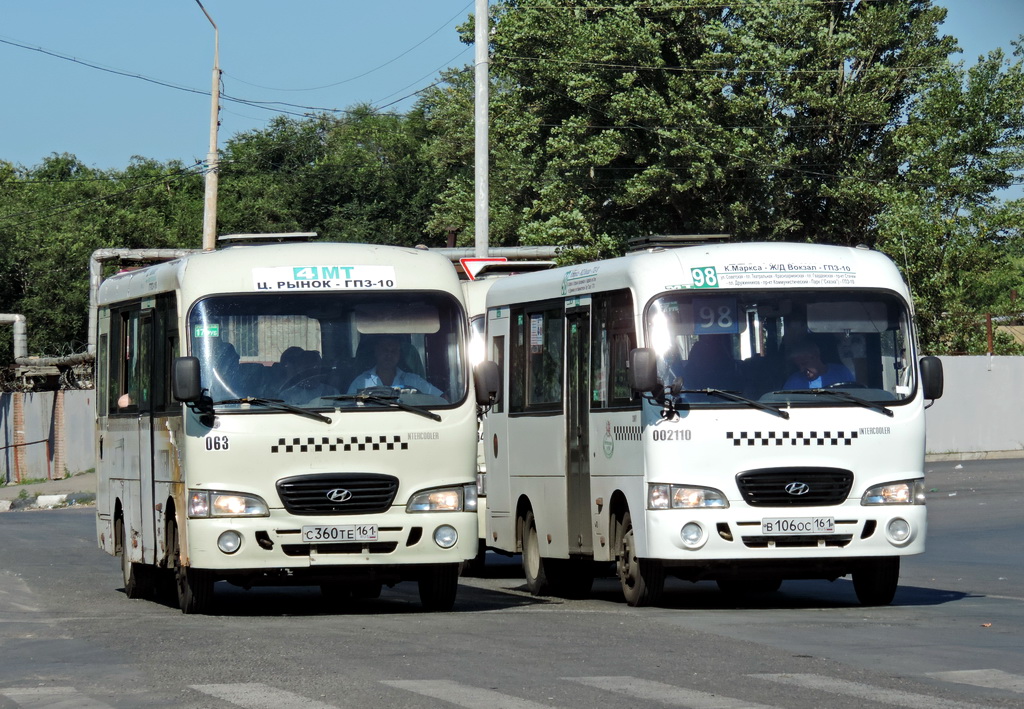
<box><xmin>0</xmin><ymin>458</ymin><xmax>1021</xmax><ymax>709</ymax></box>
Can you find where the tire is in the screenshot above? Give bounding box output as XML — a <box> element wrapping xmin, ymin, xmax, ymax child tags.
<box><xmin>616</xmin><ymin>511</ymin><xmax>664</xmax><ymax>607</ymax></box>
<box><xmin>170</xmin><ymin>522</ymin><xmax>215</xmax><ymax>614</ymax></box>
<box><xmin>418</xmin><ymin>564</ymin><xmax>459</xmax><ymax>611</ymax></box>
<box><xmin>521</xmin><ymin>510</ymin><xmax>552</xmax><ymax>596</ymax></box>
<box><xmin>118</xmin><ymin>517</ymin><xmax>156</xmax><ymax>599</ymax></box>
<box><xmin>716</xmin><ymin>578</ymin><xmax>782</xmax><ymax>596</ymax></box>
<box><xmin>853</xmin><ymin>557</ymin><xmax>900</xmax><ymax>606</ymax></box>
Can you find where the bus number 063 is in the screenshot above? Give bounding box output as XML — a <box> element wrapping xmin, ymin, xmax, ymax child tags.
<box><xmin>205</xmin><ymin>436</ymin><xmax>229</xmax><ymax>451</ymax></box>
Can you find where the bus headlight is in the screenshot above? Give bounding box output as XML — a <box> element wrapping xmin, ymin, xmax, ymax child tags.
<box><xmin>188</xmin><ymin>490</ymin><xmax>269</xmax><ymax>518</ymax></box>
<box><xmin>407</xmin><ymin>485</ymin><xmax>477</xmax><ymax>512</ymax></box>
<box><xmin>649</xmin><ymin>484</ymin><xmax>729</xmax><ymax>509</ymax></box>
<box><xmin>861</xmin><ymin>479</ymin><xmax>925</xmax><ymax>505</ymax></box>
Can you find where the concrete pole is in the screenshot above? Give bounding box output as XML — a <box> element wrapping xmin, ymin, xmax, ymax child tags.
<box><xmin>474</xmin><ymin>0</ymin><xmax>489</xmax><ymax>258</ymax></box>
<box><xmin>197</xmin><ymin>1</ymin><xmax>220</xmax><ymax>252</ymax></box>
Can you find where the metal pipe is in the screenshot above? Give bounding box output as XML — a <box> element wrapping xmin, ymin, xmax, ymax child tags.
<box><xmin>86</xmin><ymin>248</ymin><xmax>200</xmax><ymax>356</ymax></box>
<box><xmin>0</xmin><ymin>314</ymin><xmax>27</xmax><ymax>360</ymax></box>
<box><xmin>430</xmin><ymin>246</ymin><xmax>560</xmax><ymax>261</ymax></box>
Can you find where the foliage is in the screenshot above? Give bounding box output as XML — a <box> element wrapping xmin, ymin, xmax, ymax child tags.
<box><xmin>0</xmin><ymin>1</ymin><xmax>1022</xmax><ymax>357</ymax></box>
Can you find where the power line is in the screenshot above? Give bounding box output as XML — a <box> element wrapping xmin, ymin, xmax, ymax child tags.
<box><xmin>223</xmin><ymin>1</ymin><xmax>473</xmax><ymax>93</ymax></box>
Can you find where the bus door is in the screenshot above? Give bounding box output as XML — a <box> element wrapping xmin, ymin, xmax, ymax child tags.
<box><xmin>565</xmin><ymin>305</ymin><xmax>592</xmax><ymax>555</ymax></box>
<box><xmin>115</xmin><ymin>306</ymin><xmax>157</xmax><ymax>563</ymax></box>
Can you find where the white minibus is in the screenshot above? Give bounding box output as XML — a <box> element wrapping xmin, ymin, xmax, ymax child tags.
<box><xmin>95</xmin><ymin>238</ymin><xmax>478</xmax><ymax>612</ymax></box>
<box><xmin>479</xmin><ymin>242</ymin><xmax>943</xmax><ymax>606</ymax></box>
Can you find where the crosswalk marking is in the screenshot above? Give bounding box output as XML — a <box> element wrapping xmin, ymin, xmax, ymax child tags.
<box><xmin>0</xmin><ymin>686</ymin><xmax>116</xmax><ymax>709</ymax></box>
<box><xmin>190</xmin><ymin>683</ymin><xmax>341</xmax><ymax>709</ymax></box>
<box><xmin>4</xmin><ymin>671</ymin><xmax>1019</xmax><ymax>709</ymax></box>
<box><xmin>754</xmin><ymin>673</ymin><xmax>996</xmax><ymax>709</ymax></box>
<box><xmin>383</xmin><ymin>679</ymin><xmax>559</xmax><ymax>709</ymax></box>
<box><xmin>567</xmin><ymin>676</ymin><xmax>779</xmax><ymax>708</ymax></box>
<box><xmin>927</xmin><ymin>669</ymin><xmax>1024</xmax><ymax>694</ymax></box>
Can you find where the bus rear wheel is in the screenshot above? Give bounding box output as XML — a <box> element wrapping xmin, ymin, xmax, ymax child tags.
<box><xmin>852</xmin><ymin>557</ymin><xmax>900</xmax><ymax>606</ymax></box>
<box><xmin>418</xmin><ymin>564</ymin><xmax>459</xmax><ymax>611</ymax></box>
<box><xmin>521</xmin><ymin>510</ymin><xmax>553</xmax><ymax>596</ymax></box>
<box><xmin>616</xmin><ymin>512</ymin><xmax>664</xmax><ymax>607</ymax></box>
<box><xmin>170</xmin><ymin>522</ymin><xmax>214</xmax><ymax>614</ymax></box>
<box><xmin>118</xmin><ymin>517</ymin><xmax>155</xmax><ymax>599</ymax></box>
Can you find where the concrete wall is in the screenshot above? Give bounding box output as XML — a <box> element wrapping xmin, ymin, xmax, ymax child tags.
<box><xmin>0</xmin><ymin>390</ymin><xmax>96</xmax><ymax>484</ymax></box>
<box><xmin>0</xmin><ymin>355</ymin><xmax>1020</xmax><ymax>482</ymax></box>
<box><xmin>926</xmin><ymin>356</ymin><xmax>1024</xmax><ymax>458</ymax></box>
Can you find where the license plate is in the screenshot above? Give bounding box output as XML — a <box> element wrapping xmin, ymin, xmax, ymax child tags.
<box><xmin>761</xmin><ymin>517</ymin><xmax>835</xmax><ymax>535</ymax></box>
<box><xmin>301</xmin><ymin>524</ymin><xmax>378</xmax><ymax>543</ymax></box>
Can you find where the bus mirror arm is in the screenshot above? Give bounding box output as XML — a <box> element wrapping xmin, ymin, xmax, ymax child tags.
<box><xmin>474</xmin><ymin>361</ymin><xmax>501</xmax><ymax>408</ymax></box>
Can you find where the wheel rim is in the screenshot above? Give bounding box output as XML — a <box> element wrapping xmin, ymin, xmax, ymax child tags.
<box><xmin>524</xmin><ymin>523</ymin><xmax>541</xmax><ymax>581</ymax></box>
<box><xmin>119</xmin><ymin>520</ymin><xmax>131</xmax><ymax>587</ymax></box>
<box><xmin>619</xmin><ymin>527</ymin><xmax>639</xmax><ymax>591</ymax></box>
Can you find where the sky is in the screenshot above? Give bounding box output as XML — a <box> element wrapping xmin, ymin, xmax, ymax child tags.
<box><xmin>1</xmin><ymin>0</ymin><xmax>1022</xmax><ymax>172</ymax></box>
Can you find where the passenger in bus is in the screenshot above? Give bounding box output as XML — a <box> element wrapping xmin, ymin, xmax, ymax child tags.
<box><xmin>782</xmin><ymin>340</ymin><xmax>855</xmax><ymax>389</ymax></box>
<box><xmin>680</xmin><ymin>335</ymin><xmax>740</xmax><ymax>391</ymax></box>
<box><xmin>277</xmin><ymin>346</ymin><xmax>338</xmax><ymax>405</ymax></box>
<box><xmin>347</xmin><ymin>335</ymin><xmax>443</xmax><ymax>397</ymax></box>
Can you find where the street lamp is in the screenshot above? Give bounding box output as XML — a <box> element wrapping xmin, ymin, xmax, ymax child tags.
<box><xmin>196</xmin><ymin>0</ymin><xmax>220</xmax><ymax>251</ymax></box>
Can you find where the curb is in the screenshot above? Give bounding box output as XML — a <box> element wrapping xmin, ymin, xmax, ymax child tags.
<box><xmin>0</xmin><ymin>492</ymin><xmax>96</xmax><ymax>512</ymax></box>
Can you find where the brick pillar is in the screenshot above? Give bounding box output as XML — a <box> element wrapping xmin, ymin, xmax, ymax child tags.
<box><xmin>53</xmin><ymin>390</ymin><xmax>66</xmax><ymax>480</ymax></box>
<box><xmin>12</xmin><ymin>391</ymin><xmax>24</xmax><ymax>484</ymax></box>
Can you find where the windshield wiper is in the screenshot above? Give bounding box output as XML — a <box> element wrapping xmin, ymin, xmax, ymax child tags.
<box><xmin>676</xmin><ymin>389</ymin><xmax>790</xmax><ymax>420</ymax></box>
<box><xmin>325</xmin><ymin>388</ymin><xmax>442</xmax><ymax>422</ymax></box>
<box><xmin>213</xmin><ymin>397</ymin><xmax>332</xmax><ymax>424</ymax></box>
<box><xmin>774</xmin><ymin>389</ymin><xmax>894</xmax><ymax>417</ymax></box>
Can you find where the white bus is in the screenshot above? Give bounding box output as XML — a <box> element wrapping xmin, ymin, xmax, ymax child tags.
<box><xmin>461</xmin><ymin>261</ymin><xmax>555</xmax><ymax>564</ymax></box>
<box><xmin>479</xmin><ymin>242</ymin><xmax>944</xmax><ymax>606</ymax></box>
<box><xmin>95</xmin><ymin>238</ymin><xmax>478</xmax><ymax>613</ymax></box>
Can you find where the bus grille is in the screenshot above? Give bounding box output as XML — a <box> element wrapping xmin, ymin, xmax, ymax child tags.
<box><xmin>736</xmin><ymin>468</ymin><xmax>853</xmax><ymax>507</ymax></box>
<box><xmin>276</xmin><ymin>473</ymin><xmax>399</xmax><ymax>515</ymax></box>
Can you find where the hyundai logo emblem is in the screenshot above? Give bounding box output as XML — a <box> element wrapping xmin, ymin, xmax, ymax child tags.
<box><xmin>785</xmin><ymin>482</ymin><xmax>811</xmax><ymax>496</ymax></box>
<box><xmin>326</xmin><ymin>488</ymin><xmax>353</xmax><ymax>503</ymax></box>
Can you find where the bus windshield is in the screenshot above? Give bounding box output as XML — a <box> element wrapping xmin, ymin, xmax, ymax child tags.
<box><xmin>188</xmin><ymin>291</ymin><xmax>466</xmax><ymax>410</ymax></box>
<box><xmin>645</xmin><ymin>289</ymin><xmax>915</xmax><ymax>406</ymax></box>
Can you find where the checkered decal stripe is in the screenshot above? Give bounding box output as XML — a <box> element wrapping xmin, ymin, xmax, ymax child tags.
<box><xmin>726</xmin><ymin>430</ymin><xmax>858</xmax><ymax>447</ymax></box>
<box><xmin>271</xmin><ymin>435</ymin><xmax>409</xmax><ymax>453</ymax></box>
<box><xmin>614</xmin><ymin>425</ymin><xmax>642</xmax><ymax>441</ymax></box>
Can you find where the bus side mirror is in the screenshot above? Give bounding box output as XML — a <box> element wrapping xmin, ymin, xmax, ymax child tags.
<box><xmin>474</xmin><ymin>361</ymin><xmax>501</xmax><ymax>406</ymax></box>
<box><xmin>628</xmin><ymin>347</ymin><xmax>660</xmax><ymax>394</ymax></box>
<box><xmin>173</xmin><ymin>356</ymin><xmax>203</xmax><ymax>402</ymax></box>
<box><xmin>919</xmin><ymin>356</ymin><xmax>943</xmax><ymax>400</ymax></box>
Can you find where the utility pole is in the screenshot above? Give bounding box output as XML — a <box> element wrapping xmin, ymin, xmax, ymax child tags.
<box><xmin>196</xmin><ymin>0</ymin><xmax>220</xmax><ymax>251</ymax></box>
<box><xmin>474</xmin><ymin>0</ymin><xmax>489</xmax><ymax>258</ymax></box>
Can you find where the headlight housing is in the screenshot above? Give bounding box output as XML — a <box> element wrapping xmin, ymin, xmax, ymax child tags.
<box><xmin>861</xmin><ymin>479</ymin><xmax>925</xmax><ymax>505</ymax></box>
<box><xmin>407</xmin><ymin>484</ymin><xmax>477</xmax><ymax>512</ymax></box>
<box><xmin>648</xmin><ymin>484</ymin><xmax>728</xmax><ymax>509</ymax></box>
<box><xmin>188</xmin><ymin>490</ymin><xmax>269</xmax><ymax>518</ymax></box>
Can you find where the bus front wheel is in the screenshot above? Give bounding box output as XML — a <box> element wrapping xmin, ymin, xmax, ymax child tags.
<box><xmin>852</xmin><ymin>557</ymin><xmax>900</xmax><ymax>606</ymax></box>
<box><xmin>616</xmin><ymin>512</ymin><xmax>664</xmax><ymax>607</ymax></box>
<box><xmin>170</xmin><ymin>522</ymin><xmax>214</xmax><ymax>614</ymax></box>
<box><xmin>418</xmin><ymin>564</ymin><xmax>459</xmax><ymax>611</ymax></box>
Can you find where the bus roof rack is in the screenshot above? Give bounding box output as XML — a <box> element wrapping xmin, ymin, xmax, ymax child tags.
<box><xmin>627</xmin><ymin>234</ymin><xmax>731</xmax><ymax>251</ymax></box>
<box><xmin>218</xmin><ymin>232</ymin><xmax>317</xmax><ymax>246</ymax></box>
